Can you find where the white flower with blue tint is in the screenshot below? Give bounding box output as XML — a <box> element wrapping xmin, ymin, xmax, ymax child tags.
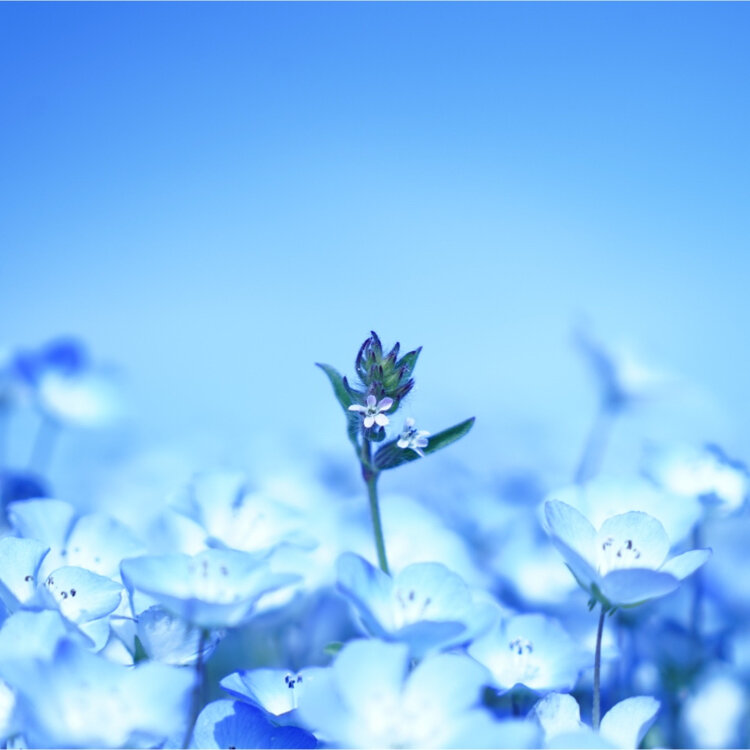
<box><xmin>296</xmin><ymin>639</ymin><xmax>540</xmax><ymax>749</ymax></box>
<box><xmin>7</xmin><ymin>498</ymin><xmax>145</xmax><ymax>580</ymax></box>
<box><xmin>397</xmin><ymin>418</ymin><xmax>430</xmax><ymax>458</ymax></box>
<box><xmin>644</xmin><ymin>442</ymin><xmax>749</xmax><ymax>517</ymax></box>
<box><xmin>0</xmin><ymin>537</ymin><xmax>50</xmax><ymax>612</ymax></box>
<box><xmin>136</xmin><ymin>605</ymin><xmax>223</xmax><ymax>666</ymax></box>
<box><xmin>336</xmin><ymin>552</ymin><xmax>496</xmax><ymax>657</ymax></box>
<box><xmin>544</xmin><ymin>500</ymin><xmax>710</xmax><ymax>609</ymax></box>
<box><xmin>171</xmin><ymin>470</ymin><xmax>313</xmax><ymax>554</ymax></box>
<box><xmin>469</xmin><ymin>614</ymin><xmax>590</xmax><ymax>693</ymax></box>
<box><xmin>190</xmin><ymin>699</ymin><xmax>317</xmax><ymax>749</ymax></box>
<box><xmin>2</xmin><ymin>639</ymin><xmax>193</xmax><ymax>748</ymax></box>
<box><xmin>348</xmin><ymin>394</ymin><xmax>394</xmax><ymax>429</ymax></box>
<box><xmin>221</xmin><ymin>667</ymin><xmax>325</xmax><ymax>718</ymax></box>
<box><xmin>120</xmin><ymin>548</ymin><xmax>299</xmax><ymax>628</ymax></box>
<box><xmin>531</xmin><ymin>691</ymin><xmax>659</xmax><ymax>749</ymax></box>
<box><xmin>546</xmin><ymin>476</ymin><xmax>701</xmax><ymax>547</ymax></box>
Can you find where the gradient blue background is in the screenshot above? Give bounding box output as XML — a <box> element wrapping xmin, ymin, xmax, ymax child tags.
<box><xmin>2</xmin><ymin>3</ymin><xmax>749</xmax><ymax>489</ymax></box>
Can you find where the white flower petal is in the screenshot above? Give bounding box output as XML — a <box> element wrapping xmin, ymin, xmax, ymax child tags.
<box><xmin>544</xmin><ymin>501</ymin><xmax>598</xmax><ymax>587</ymax></box>
<box><xmin>374</xmin><ymin>413</ymin><xmax>390</xmax><ymax>427</ymax></box>
<box><xmin>378</xmin><ymin>397</ymin><xmax>394</xmax><ymax>412</ymax></box>
<box><xmin>660</xmin><ymin>549</ymin><xmax>711</xmax><ymax>580</ymax></box>
<box><xmin>600</xmin><ymin>696</ymin><xmax>660</xmax><ymax>748</ymax></box>
<box><xmin>596</xmin><ymin>512</ymin><xmax>670</xmax><ymax>570</ymax></box>
<box><xmin>600</xmin><ymin>568</ymin><xmax>679</xmax><ymax>606</ymax></box>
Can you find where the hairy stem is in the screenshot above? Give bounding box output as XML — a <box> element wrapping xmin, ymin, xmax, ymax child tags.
<box><xmin>361</xmin><ymin>438</ymin><xmax>390</xmax><ymax>575</ymax></box>
<box><xmin>593</xmin><ymin>605</ymin><xmax>606</xmax><ymax>730</ymax></box>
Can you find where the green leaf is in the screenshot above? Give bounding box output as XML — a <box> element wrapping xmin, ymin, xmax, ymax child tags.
<box><xmin>374</xmin><ymin>417</ymin><xmax>475</xmax><ymax>470</ymax></box>
<box><xmin>317</xmin><ymin>363</ymin><xmax>361</xmax><ymax>451</ymax></box>
<box><xmin>316</xmin><ymin>363</ymin><xmax>355</xmax><ymax>410</ymax></box>
<box><xmin>323</xmin><ymin>641</ymin><xmax>344</xmax><ymax>657</ymax></box>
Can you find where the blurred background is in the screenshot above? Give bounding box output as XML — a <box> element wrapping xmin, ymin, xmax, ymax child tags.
<box><xmin>1</xmin><ymin>2</ymin><xmax>749</xmax><ymax>499</ymax></box>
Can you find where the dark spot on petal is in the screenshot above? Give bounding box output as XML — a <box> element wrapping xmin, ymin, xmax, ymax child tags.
<box><xmin>24</xmin><ymin>575</ymin><xmax>32</xmax><ymax>582</ymax></box>
<box><xmin>71</xmin><ymin>589</ymin><xmax>77</xmax><ymax>597</ymax></box>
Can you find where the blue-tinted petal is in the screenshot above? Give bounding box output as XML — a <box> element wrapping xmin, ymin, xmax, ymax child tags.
<box><xmin>40</xmin><ymin>565</ymin><xmax>123</xmax><ymax>624</ymax></box>
<box><xmin>65</xmin><ymin>513</ymin><xmax>145</xmax><ymax>579</ymax></box>
<box><xmin>333</xmin><ymin>639</ymin><xmax>408</xmax><ymax>713</ymax></box>
<box><xmin>137</xmin><ymin>605</ymin><xmax>221</xmax><ymax>666</ymax></box>
<box><xmin>544</xmin><ymin>501</ymin><xmax>598</xmax><ymax>587</ymax></box>
<box><xmin>0</xmin><ymin>537</ymin><xmax>49</xmax><ymax>611</ymax></box>
<box><xmin>336</xmin><ymin>552</ymin><xmax>393</xmax><ymax>636</ymax></box>
<box><xmin>600</xmin><ymin>568</ymin><xmax>679</xmax><ymax>606</ymax></box>
<box><xmin>190</xmin><ymin>700</ymin><xmax>316</xmax><ymax>749</ymax></box>
<box><xmin>599</xmin><ymin>696</ymin><xmax>660</xmax><ymax>748</ymax></box>
<box><xmin>596</xmin><ymin>512</ymin><xmax>669</xmax><ymax>570</ymax></box>
<box><xmin>660</xmin><ymin>549</ymin><xmax>711</xmax><ymax>580</ymax></box>
<box><xmin>402</xmin><ymin>652</ymin><xmax>490</xmax><ymax>716</ymax></box>
<box><xmin>530</xmin><ymin>692</ymin><xmax>584</xmax><ymax>740</ymax></box>
<box><xmin>7</xmin><ymin>499</ymin><xmax>75</xmax><ymax>563</ymax></box>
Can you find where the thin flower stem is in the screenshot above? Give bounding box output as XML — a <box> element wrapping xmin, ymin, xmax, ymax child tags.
<box><xmin>0</xmin><ymin>407</ymin><xmax>8</xmax><ymax>469</ymax></box>
<box><xmin>361</xmin><ymin>438</ymin><xmax>390</xmax><ymax>575</ymax></box>
<box><xmin>575</xmin><ymin>404</ymin><xmax>615</xmax><ymax>484</ymax></box>
<box><xmin>593</xmin><ymin>605</ymin><xmax>606</xmax><ymax>730</ymax></box>
<box><xmin>183</xmin><ymin>628</ymin><xmax>209</xmax><ymax>749</ymax></box>
<box><xmin>29</xmin><ymin>415</ymin><xmax>60</xmax><ymax>475</ymax></box>
<box><xmin>690</xmin><ymin>523</ymin><xmax>704</xmax><ymax>638</ymax></box>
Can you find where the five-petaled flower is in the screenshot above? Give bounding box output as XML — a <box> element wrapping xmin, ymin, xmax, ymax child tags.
<box><xmin>544</xmin><ymin>500</ymin><xmax>711</xmax><ymax>610</ymax></box>
<box><xmin>349</xmin><ymin>394</ymin><xmax>394</xmax><ymax>429</ymax></box>
<box><xmin>397</xmin><ymin>418</ymin><xmax>431</xmax><ymax>458</ymax></box>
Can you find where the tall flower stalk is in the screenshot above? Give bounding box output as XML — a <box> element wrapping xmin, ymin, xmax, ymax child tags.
<box><xmin>318</xmin><ymin>332</ymin><xmax>474</xmax><ymax>574</ymax></box>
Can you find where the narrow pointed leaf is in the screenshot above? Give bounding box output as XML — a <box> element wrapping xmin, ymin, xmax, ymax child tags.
<box><xmin>316</xmin><ymin>363</ymin><xmax>355</xmax><ymax>411</ymax></box>
<box><xmin>374</xmin><ymin>417</ymin><xmax>475</xmax><ymax>470</ymax></box>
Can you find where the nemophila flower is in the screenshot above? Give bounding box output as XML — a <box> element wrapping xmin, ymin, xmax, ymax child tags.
<box><xmin>544</xmin><ymin>500</ymin><xmax>710</xmax><ymax>609</ymax></box>
<box><xmin>1</xmin><ymin>638</ymin><xmax>193</xmax><ymax>748</ymax></box>
<box><xmin>190</xmin><ymin>699</ymin><xmax>317</xmax><ymax>749</ymax></box>
<box><xmin>468</xmin><ymin>614</ymin><xmax>590</xmax><ymax>694</ymax></box>
<box><xmin>547</xmin><ymin>476</ymin><xmax>701</xmax><ymax>547</ymax></box>
<box><xmin>531</xmin><ymin>692</ymin><xmax>659</xmax><ymax>749</ymax></box>
<box><xmin>14</xmin><ymin>337</ymin><xmax>123</xmax><ymax>427</ymax></box>
<box><xmin>171</xmin><ymin>470</ymin><xmax>313</xmax><ymax>555</ymax></box>
<box><xmin>220</xmin><ymin>668</ymin><xmax>325</xmax><ymax>719</ymax></box>
<box><xmin>397</xmin><ymin>418</ymin><xmax>430</xmax><ymax>458</ymax></box>
<box><xmin>336</xmin><ymin>552</ymin><xmax>496</xmax><ymax>657</ymax></box>
<box><xmin>120</xmin><ymin>548</ymin><xmax>299</xmax><ymax>629</ymax></box>
<box><xmin>136</xmin><ymin>605</ymin><xmax>223</xmax><ymax>666</ymax></box>
<box><xmin>296</xmin><ymin>639</ymin><xmax>540</xmax><ymax>749</ymax></box>
<box><xmin>0</xmin><ymin>536</ymin><xmax>123</xmax><ymax>651</ymax></box>
<box><xmin>7</xmin><ymin>498</ymin><xmax>145</xmax><ymax>580</ymax></box>
<box><xmin>643</xmin><ymin>442</ymin><xmax>749</xmax><ymax>517</ymax></box>
<box><xmin>348</xmin><ymin>394</ymin><xmax>394</xmax><ymax>429</ymax></box>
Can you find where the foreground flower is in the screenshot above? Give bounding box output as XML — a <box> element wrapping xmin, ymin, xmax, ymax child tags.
<box><xmin>544</xmin><ymin>500</ymin><xmax>710</xmax><ymax>609</ymax></box>
<box><xmin>1</xmin><ymin>638</ymin><xmax>193</xmax><ymax>748</ymax></box>
<box><xmin>221</xmin><ymin>667</ymin><xmax>325</xmax><ymax>718</ymax></box>
<box><xmin>190</xmin><ymin>700</ymin><xmax>317</xmax><ymax>749</ymax></box>
<box><xmin>121</xmin><ymin>548</ymin><xmax>299</xmax><ymax>629</ymax></box>
<box><xmin>531</xmin><ymin>691</ymin><xmax>659</xmax><ymax>749</ymax></box>
<box><xmin>296</xmin><ymin>639</ymin><xmax>540</xmax><ymax>748</ymax></box>
<box><xmin>468</xmin><ymin>614</ymin><xmax>589</xmax><ymax>694</ymax></box>
<box><xmin>336</xmin><ymin>552</ymin><xmax>496</xmax><ymax>657</ymax></box>
<box><xmin>397</xmin><ymin>418</ymin><xmax>431</xmax><ymax>458</ymax></box>
<box><xmin>348</xmin><ymin>394</ymin><xmax>394</xmax><ymax>429</ymax></box>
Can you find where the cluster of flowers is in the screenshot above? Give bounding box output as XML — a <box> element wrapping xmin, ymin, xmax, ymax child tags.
<box><xmin>0</xmin><ymin>332</ymin><xmax>746</xmax><ymax>748</ymax></box>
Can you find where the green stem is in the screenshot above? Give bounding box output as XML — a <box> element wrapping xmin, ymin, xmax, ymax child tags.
<box><xmin>361</xmin><ymin>438</ymin><xmax>390</xmax><ymax>575</ymax></box>
<box><xmin>593</xmin><ymin>605</ymin><xmax>606</xmax><ymax>730</ymax></box>
<box><xmin>183</xmin><ymin>628</ymin><xmax>209</xmax><ymax>749</ymax></box>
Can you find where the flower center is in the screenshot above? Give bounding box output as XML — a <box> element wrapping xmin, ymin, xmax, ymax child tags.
<box><xmin>598</xmin><ymin>536</ymin><xmax>642</xmax><ymax>574</ymax></box>
<box><xmin>507</xmin><ymin>637</ymin><xmax>539</xmax><ymax>682</ymax></box>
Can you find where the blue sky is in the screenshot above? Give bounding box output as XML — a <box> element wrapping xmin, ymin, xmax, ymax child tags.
<box><xmin>2</xmin><ymin>3</ymin><xmax>749</xmax><ymax>485</ymax></box>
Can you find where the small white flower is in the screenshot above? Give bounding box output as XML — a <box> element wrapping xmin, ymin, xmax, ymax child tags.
<box><xmin>397</xmin><ymin>418</ymin><xmax>431</xmax><ymax>458</ymax></box>
<box><xmin>348</xmin><ymin>394</ymin><xmax>394</xmax><ymax>429</ymax></box>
